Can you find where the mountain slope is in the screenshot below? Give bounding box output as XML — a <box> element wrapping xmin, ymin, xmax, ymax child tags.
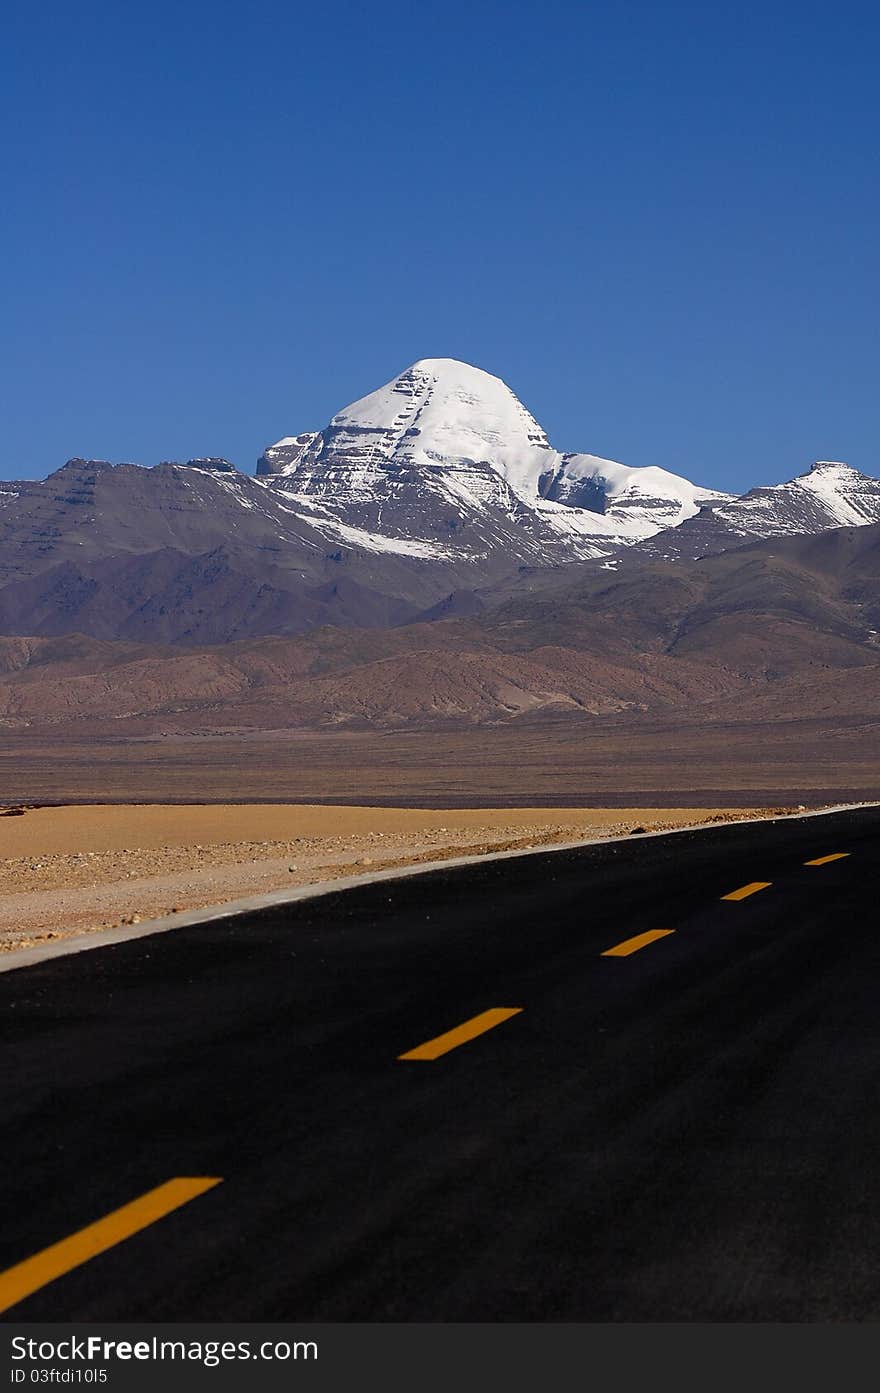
<box><xmin>258</xmin><ymin>358</ymin><xmax>731</xmax><ymax>561</ymax></box>
<box><xmin>3</xmin><ymin>522</ymin><xmax>878</xmax><ymax>733</ymax></box>
<box><xmin>0</xmin><ymin>455</ymin><xmax>547</xmax><ymax>641</ymax></box>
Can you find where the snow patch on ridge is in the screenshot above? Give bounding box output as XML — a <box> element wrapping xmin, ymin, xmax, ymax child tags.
<box><xmin>274</xmin><ymin>496</ymin><xmax>460</xmax><ymax>559</ymax></box>
<box><xmin>711</xmin><ymin>461</ymin><xmax>880</xmax><ymax>538</ymax></box>
<box><xmin>797</xmin><ymin>462</ymin><xmax>880</xmax><ymax>526</ymax></box>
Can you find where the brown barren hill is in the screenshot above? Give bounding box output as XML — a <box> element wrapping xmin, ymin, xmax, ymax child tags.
<box><xmin>0</xmin><ymin>523</ymin><xmax>877</xmax><ymax>809</ymax></box>
<box><xmin>0</xmin><ymin>522</ymin><xmax>878</xmax><ymax>733</ymax></box>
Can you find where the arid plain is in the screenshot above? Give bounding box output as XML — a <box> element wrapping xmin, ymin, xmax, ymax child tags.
<box><xmin>1</xmin><ymin>797</ymin><xmax>797</xmax><ymax>953</ymax></box>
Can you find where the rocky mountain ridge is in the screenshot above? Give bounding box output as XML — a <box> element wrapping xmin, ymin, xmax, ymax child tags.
<box><xmin>1</xmin><ymin>358</ymin><xmax>878</xmax><ymax>643</ymax></box>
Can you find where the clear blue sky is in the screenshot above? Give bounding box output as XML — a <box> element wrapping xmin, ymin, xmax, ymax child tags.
<box><xmin>2</xmin><ymin>0</ymin><xmax>878</xmax><ymax>491</ymax></box>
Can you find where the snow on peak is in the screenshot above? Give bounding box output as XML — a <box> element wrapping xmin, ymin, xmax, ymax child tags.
<box><xmin>256</xmin><ymin>431</ymin><xmax>321</xmax><ymax>477</ymax></box>
<box><xmin>793</xmin><ymin>461</ymin><xmax>880</xmax><ymax>526</ymax></box>
<box><xmin>258</xmin><ymin>358</ymin><xmax>733</xmax><ymax>558</ymax></box>
<box><xmin>710</xmin><ymin>459</ymin><xmax>880</xmax><ymax>537</ymax></box>
<box><xmin>330</xmin><ymin>358</ymin><xmax>552</xmax><ymax>482</ymax></box>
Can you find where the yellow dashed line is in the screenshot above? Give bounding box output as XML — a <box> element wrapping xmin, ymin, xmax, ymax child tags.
<box><xmin>721</xmin><ymin>882</ymin><xmax>772</xmax><ymax>901</ymax></box>
<box><xmin>399</xmin><ymin>1008</ymin><xmax>522</xmax><ymax>1060</ymax></box>
<box><xmin>601</xmin><ymin>929</ymin><xmax>676</xmax><ymax>957</ymax></box>
<box><xmin>0</xmin><ymin>1177</ymin><xmax>222</xmax><ymax>1315</ymax></box>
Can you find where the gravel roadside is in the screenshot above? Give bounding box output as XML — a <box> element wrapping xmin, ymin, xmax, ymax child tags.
<box><xmin>0</xmin><ymin>803</ymin><xmax>799</xmax><ymax>952</ymax></box>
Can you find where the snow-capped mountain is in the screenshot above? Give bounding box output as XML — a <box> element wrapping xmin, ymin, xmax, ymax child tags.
<box><xmin>257</xmin><ymin>359</ymin><xmax>732</xmax><ymax>563</ymax></box>
<box><xmin>2</xmin><ymin>359</ymin><xmax>880</xmax><ymax>647</ymax></box>
<box><xmin>637</xmin><ymin>461</ymin><xmax>880</xmax><ymax>562</ymax></box>
<box><xmin>712</xmin><ymin>461</ymin><xmax>880</xmax><ymax>534</ymax></box>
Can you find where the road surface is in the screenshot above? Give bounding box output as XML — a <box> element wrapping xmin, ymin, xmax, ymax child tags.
<box><xmin>2</xmin><ymin>806</ymin><xmax>879</xmax><ymax>1321</ymax></box>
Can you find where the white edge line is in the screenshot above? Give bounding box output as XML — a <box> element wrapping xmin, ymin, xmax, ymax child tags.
<box><xmin>0</xmin><ymin>800</ymin><xmax>874</xmax><ymax>976</ymax></box>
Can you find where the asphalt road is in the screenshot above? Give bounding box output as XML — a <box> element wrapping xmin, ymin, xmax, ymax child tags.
<box><xmin>2</xmin><ymin>805</ymin><xmax>880</xmax><ymax>1321</ymax></box>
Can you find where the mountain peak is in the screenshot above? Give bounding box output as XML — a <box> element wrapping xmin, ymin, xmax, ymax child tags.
<box><xmin>330</xmin><ymin>358</ymin><xmax>552</xmax><ymax>461</ymax></box>
<box><xmin>257</xmin><ymin>359</ymin><xmax>731</xmax><ymax>560</ymax></box>
<box><xmin>407</xmin><ymin>356</ymin><xmax>490</xmax><ymax>375</ymax></box>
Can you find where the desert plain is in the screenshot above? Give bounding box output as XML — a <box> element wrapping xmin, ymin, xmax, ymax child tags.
<box><xmin>3</xmin><ymin>707</ymin><xmax>876</xmax><ymax>954</ymax></box>
<box><xmin>0</xmin><ymin>797</ymin><xmax>801</xmax><ymax>954</ymax></box>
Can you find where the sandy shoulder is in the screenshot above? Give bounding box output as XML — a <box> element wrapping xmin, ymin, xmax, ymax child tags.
<box><xmin>0</xmin><ymin>802</ymin><xmax>800</xmax><ymax>952</ymax></box>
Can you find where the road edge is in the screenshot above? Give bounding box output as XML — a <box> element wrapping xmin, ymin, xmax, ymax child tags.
<box><xmin>1</xmin><ymin>800</ymin><xmax>875</xmax><ymax>975</ymax></box>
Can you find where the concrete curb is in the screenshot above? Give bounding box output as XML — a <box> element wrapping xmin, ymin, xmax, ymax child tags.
<box><xmin>1</xmin><ymin>801</ymin><xmax>875</xmax><ymax>976</ymax></box>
